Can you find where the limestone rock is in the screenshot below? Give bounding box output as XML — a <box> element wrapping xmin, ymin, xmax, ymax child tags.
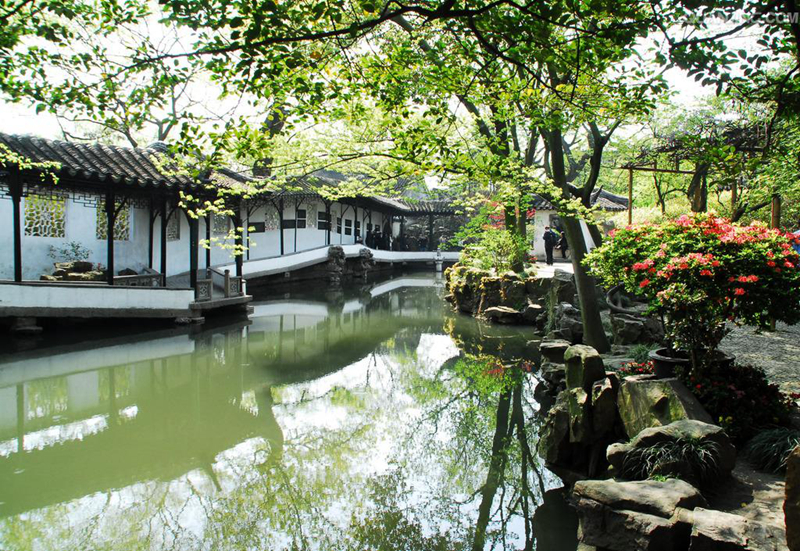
<box><xmin>483</xmin><ymin>306</ymin><xmax>523</xmax><ymax>325</ymax></box>
<box><xmin>573</xmin><ymin>479</ymin><xmax>706</xmax><ymax>551</ymax></box>
<box><xmin>538</xmin><ymin>390</ymin><xmax>574</xmax><ymax>465</ymax></box>
<box><xmin>540</xmin><ymin>339</ymin><xmax>572</xmax><ymax>363</ymax></box>
<box><xmin>551</xmin><ymin>269</ymin><xmax>577</xmax><ymax>304</ymax></box>
<box><xmin>786</xmin><ymin>446</ymin><xmax>800</xmax><ymax>551</ymax></box>
<box><xmin>39</xmin><ymin>275</ymin><xmax>59</xmax><ymax>281</ymax></box>
<box><xmin>567</xmin><ymin>387</ymin><xmax>592</xmax><ymax>444</ymax></box>
<box><xmin>54</xmin><ymin>260</ymin><xmax>93</xmax><ymax>273</ymax></box>
<box><xmin>556</xmin><ymin>302</ymin><xmax>584</xmax><ymax>344</ymax></box>
<box><xmin>689</xmin><ymin>508</ymin><xmax>785</xmax><ymax>550</ymax></box>
<box><xmin>540</xmin><ymin>361</ymin><xmax>566</xmax><ymax>386</ymax></box>
<box><xmin>617</xmin><ymin>375</ymin><xmax>714</xmax><ymax>438</ymax></box>
<box><xmin>611</xmin><ymin>313</ymin><xmax>664</xmax><ymax>346</ymax></box>
<box><xmin>591</xmin><ymin>376</ymin><xmax>619</xmax><ymax>436</ymax></box>
<box><xmin>477</xmin><ymin>277</ymin><xmax>503</xmax><ymax>313</ymax></box>
<box><xmin>564</xmin><ymin>345</ymin><xmax>606</xmax><ymax>393</ymax></box>
<box><xmin>525</xmin><ymin>277</ymin><xmax>549</xmax><ymax>303</ymax></box>
<box><xmin>521</xmin><ymin>301</ymin><xmax>544</xmax><ymax>324</ymax></box>
<box><xmin>118</xmin><ymin>268</ymin><xmax>138</xmax><ymax>276</ymax></box>
<box><xmin>607</xmin><ymin>419</ymin><xmax>737</xmax><ymax>483</ymax></box>
<box><xmin>574</xmin><ymin>478</ymin><xmax>706</xmax><ymax>519</ymax></box>
<box><xmin>500</xmin><ymin>272</ymin><xmax>527</xmax><ymax>309</ymax></box>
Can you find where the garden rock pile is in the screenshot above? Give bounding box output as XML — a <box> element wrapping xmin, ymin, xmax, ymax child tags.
<box><xmin>445</xmin><ymin>266</ymin><xmax>584</xmax><ymax>340</ymax></box>
<box><xmin>40</xmin><ymin>260</ymin><xmax>105</xmax><ymax>282</ymax></box>
<box><xmin>610</xmin><ymin>312</ymin><xmax>665</xmax><ymax>345</ymax></box>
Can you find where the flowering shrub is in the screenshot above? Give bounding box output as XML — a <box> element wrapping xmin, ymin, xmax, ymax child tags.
<box><xmin>677</xmin><ymin>363</ymin><xmax>794</xmax><ymax>443</ymax></box>
<box><xmin>586</xmin><ymin>214</ymin><xmax>800</xmax><ymax>368</ymax></box>
<box><xmin>616</xmin><ymin>360</ymin><xmax>655</xmax><ymax>378</ymax></box>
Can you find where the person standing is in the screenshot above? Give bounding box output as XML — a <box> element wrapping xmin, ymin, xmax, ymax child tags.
<box><xmin>543</xmin><ymin>226</ymin><xmax>558</xmax><ymax>266</ymax></box>
<box><xmin>558</xmin><ymin>232</ymin><xmax>569</xmax><ymax>259</ymax></box>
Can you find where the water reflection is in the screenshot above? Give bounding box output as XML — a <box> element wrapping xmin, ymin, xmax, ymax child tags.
<box><xmin>0</xmin><ymin>274</ymin><xmax>575</xmax><ymax>550</ymax></box>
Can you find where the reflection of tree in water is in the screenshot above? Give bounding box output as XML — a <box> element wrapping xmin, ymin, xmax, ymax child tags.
<box><xmin>0</xmin><ymin>331</ymin><xmax>573</xmax><ymax>550</ymax></box>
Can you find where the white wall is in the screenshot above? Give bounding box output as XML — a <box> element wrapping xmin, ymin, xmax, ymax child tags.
<box><xmin>0</xmin><ymin>191</ymin><xmax>404</xmax><ymax>281</ymax></box>
<box><xmin>0</xmin><ymin>195</ymin><xmax>150</xmax><ymax>280</ymax></box>
<box><xmin>531</xmin><ymin>210</ymin><xmax>595</xmax><ymax>259</ymax></box>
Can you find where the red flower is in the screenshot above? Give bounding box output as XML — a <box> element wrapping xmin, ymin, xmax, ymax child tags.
<box><xmin>734</xmin><ymin>288</ymin><xmax>746</xmax><ymax>296</ymax></box>
<box><xmin>640</xmin><ymin>279</ymin><xmax>651</xmax><ymax>288</ymax></box>
<box><xmin>767</xmin><ymin>261</ymin><xmax>776</xmax><ymax>267</ymax></box>
<box><xmin>700</xmin><ymin>269</ymin><xmax>713</xmax><ymax>277</ymax></box>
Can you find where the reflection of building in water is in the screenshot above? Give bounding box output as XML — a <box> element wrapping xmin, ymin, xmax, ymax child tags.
<box><xmin>0</xmin><ymin>276</ymin><xmax>447</xmax><ymax>518</ymax></box>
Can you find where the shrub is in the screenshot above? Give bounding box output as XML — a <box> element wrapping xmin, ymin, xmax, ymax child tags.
<box><xmin>620</xmin><ymin>437</ymin><xmax>721</xmax><ymax>488</ymax></box>
<box><xmin>48</xmin><ymin>241</ymin><xmax>91</xmax><ymax>262</ymax></box>
<box><xmin>460</xmin><ymin>227</ymin><xmax>530</xmax><ymax>274</ymax></box>
<box><xmin>630</xmin><ymin>344</ymin><xmax>658</xmax><ymax>364</ymax></box>
<box><xmin>677</xmin><ymin>363</ymin><xmax>794</xmax><ymax>443</ymax></box>
<box><xmin>586</xmin><ymin>214</ymin><xmax>800</xmax><ymax>371</ymax></box>
<box><xmin>745</xmin><ymin>428</ymin><xmax>800</xmax><ymax>473</ymax></box>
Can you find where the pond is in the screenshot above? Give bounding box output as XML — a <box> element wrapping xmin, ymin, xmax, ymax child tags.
<box><xmin>0</xmin><ymin>273</ymin><xmax>577</xmax><ymax>551</ymax></box>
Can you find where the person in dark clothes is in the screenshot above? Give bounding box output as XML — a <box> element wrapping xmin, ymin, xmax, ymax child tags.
<box><xmin>558</xmin><ymin>232</ymin><xmax>569</xmax><ymax>259</ymax></box>
<box><xmin>543</xmin><ymin>226</ymin><xmax>558</xmax><ymax>266</ymax></box>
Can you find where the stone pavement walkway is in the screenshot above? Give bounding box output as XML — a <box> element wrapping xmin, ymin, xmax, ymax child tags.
<box><xmin>720</xmin><ymin>322</ymin><xmax>800</xmax><ymax>395</ymax></box>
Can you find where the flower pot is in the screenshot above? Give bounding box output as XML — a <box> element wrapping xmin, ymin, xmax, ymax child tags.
<box><xmin>647</xmin><ymin>348</ymin><xmax>736</xmax><ymax>378</ymax></box>
<box><xmin>648</xmin><ymin>348</ymin><xmax>690</xmax><ymax>378</ymax></box>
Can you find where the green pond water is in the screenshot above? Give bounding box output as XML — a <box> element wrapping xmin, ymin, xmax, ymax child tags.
<box><xmin>0</xmin><ymin>273</ymin><xmax>577</xmax><ymax>551</ymax></box>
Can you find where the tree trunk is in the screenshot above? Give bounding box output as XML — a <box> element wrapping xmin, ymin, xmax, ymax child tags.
<box><xmin>586</xmin><ymin>223</ymin><xmax>603</xmax><ymax>249</ymax></box>
<box><xmin>561</xmin><ymin>217</ymin><xmax>610</xmax><ymax>352</ymax></box>
<box><xmin>544</xmin><ymin>127</ymin><xmax>610</xmax><ymax>353</ymax></box>
<box><xmin>687</xmin><ymin>164</ymin><xmax>709</xmax><ymax>213</ymax></box>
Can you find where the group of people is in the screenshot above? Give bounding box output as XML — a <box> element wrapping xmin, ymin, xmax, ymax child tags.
<box><xmin>362</xmin><ymin>227</ymin><xmax>391</xmax><ymax>250</ymax></box>
<box><xmin>542</xmin><ymin>226</ymin><xmax>569</xmax><ymax>266</ymax></box>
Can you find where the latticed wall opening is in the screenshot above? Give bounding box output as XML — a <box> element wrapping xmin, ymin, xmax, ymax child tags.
<box><xmin>96</xmin><ymin>202</ymin><xmax>131</xmax><ymax>241</ymax></box>
<box><xmin>24</xmin><ymin>196</ymin><xmax>66</xmax><ymax>238</ymax></box>
<box><xmin>212</xmin><ymin>214</ymin><xmax>229</xmax><ymax>236</ymax></box>
<box><xmin>167</xmin><ymin>213</ymin><xmax>180</xmax><ymax>241</ymax></box>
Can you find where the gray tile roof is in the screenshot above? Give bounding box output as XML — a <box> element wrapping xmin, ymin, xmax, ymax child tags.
<box><xmin>0</xmin><ymin>133</ymin><xmax>198</xmax><ymax>190</ymax></box>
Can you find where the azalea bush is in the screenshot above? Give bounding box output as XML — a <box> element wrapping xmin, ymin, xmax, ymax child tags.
<box><xmin>586</xmin><ymin>214</ymin><xmax>800</xmax><ymax>369</ymax></box>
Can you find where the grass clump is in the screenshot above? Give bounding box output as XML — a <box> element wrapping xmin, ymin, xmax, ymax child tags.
<box><xmin>745</xmin><ymin>428</ymin><xmax>800</xmax><ymax>473</ymax></box>
<box><xmin>620</xmin><ymin>437</ymin><xmax>721</xmax><ymax>488</ymax></box>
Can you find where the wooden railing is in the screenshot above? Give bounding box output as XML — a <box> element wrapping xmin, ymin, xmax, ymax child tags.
<box><xmin>113</xmin><ymin>273</ymin><xmax>163</xmax><ymax>287</ymax></box>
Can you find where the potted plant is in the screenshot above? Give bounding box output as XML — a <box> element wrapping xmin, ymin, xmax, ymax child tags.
<box><xmin>586</xmin><ymin>214</ymin><xmax>800</xmax><ymax>376</ymax></box>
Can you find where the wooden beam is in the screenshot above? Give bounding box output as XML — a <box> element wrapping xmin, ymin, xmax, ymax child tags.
<box><xmin>205</xmin><ymin>214</ymin><xmax>212</xmax><ymax>269</ymax></box>
<box><xmin>615</xmin><ymin>165</ymin><xmax>696</xmax><ymax>175</ymax></box>
<box><xmin>189</xmin><ymin>215</ymin><xmax>199</xmax><ymax>290</ymax></box>
<box><xmin>771</xmin><ymin>194</ymin><xmax>782</xmax><ymax>229</ymax></box>
<box><xmin>160</xmin><ymin>198</ymin><xmax>168</xmax><ymax>287</ymax></box>
<box><xmin>10</xmin><ymin>176</ymin><xmax>22</xmax><ymax>282</ymax></box>
<box><xmin>627</xmin><ymin>168</ymin><xmax>633</xmax><ymax>225</ymax></box>
<box><xmin>105</xmin><ymin>191</ymin><xmax>115</xmax><ymax>285</ymax></box>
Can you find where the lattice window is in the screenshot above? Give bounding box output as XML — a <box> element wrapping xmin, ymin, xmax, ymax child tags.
<box><xmin>265</xmin><ymin>207</ymin><xmax>279</xmax><ymax>231</ymax></box>
<box><xmin>213</xmin><ymin>214</ymin><xmax>229</xmax><ymax>236</ymax></box>
<box><xmin>96</xmin><ymin>202</ymin><xmax>131</xmax><ymax>241</ymax></box>
<box><xmin>167</xmin><ymin>213</ymin><xmax>181</xmax><ymax>241</ymax></box>
<box><xmin>25</xmin><ymin>195</ymin><xmax>66</xmax><ymax>237</ymax></box>
<box><xmin>306</xmin><ymin>206</ymin><xmax>317</xmax><ymax>228</ymax></box>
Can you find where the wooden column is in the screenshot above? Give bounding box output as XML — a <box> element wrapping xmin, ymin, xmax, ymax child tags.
<box><xmin>105</xmin><ymin>191</ymin><xmax>115</xmax><ymax>285</ymax></box>
<box><xmin>160</xmin><ymin>198</ymin><xmax>168</xmax><ymax>287</ymax></box>
<box><xmin>205</xmin><ymin>213</ymin><xmax>212</xmax><ymax>269</ymax></box>
<box><xmin>771</xmin><ymin>194</ymin><xmax>781</xmax><ymax>229</ymax></box>
<box><xmin>188</xmin><ymin>213</ymin><xmax>199</xmax><ymax>290</ymax></box>
<box><xmin>10</xmin><ymin>176</ymin><xmax>22</xmax><ymax>282</ymax></box>
<box><xmin>628</xmin><ymin>168</ymin><xmax>633</xmax><ymax>225</ymax></box>
<box><xmin>278</xmin><ymin>199</ymin><xmax>285</xmax><ymax>255</ymax></box>
<box><xmin>147</xmin><ymin>199</ymin><xmax>155</xmax><ymax>270</ymax></box>
<box><xmin>325</xmin><ymin>202</ymin><xmax>331</xmax><ymax>245</ymax></box>
<box><xmin>233</xmin><ymin>210</ymin><xmax>243</xmax><ymax>277</ymax></box>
